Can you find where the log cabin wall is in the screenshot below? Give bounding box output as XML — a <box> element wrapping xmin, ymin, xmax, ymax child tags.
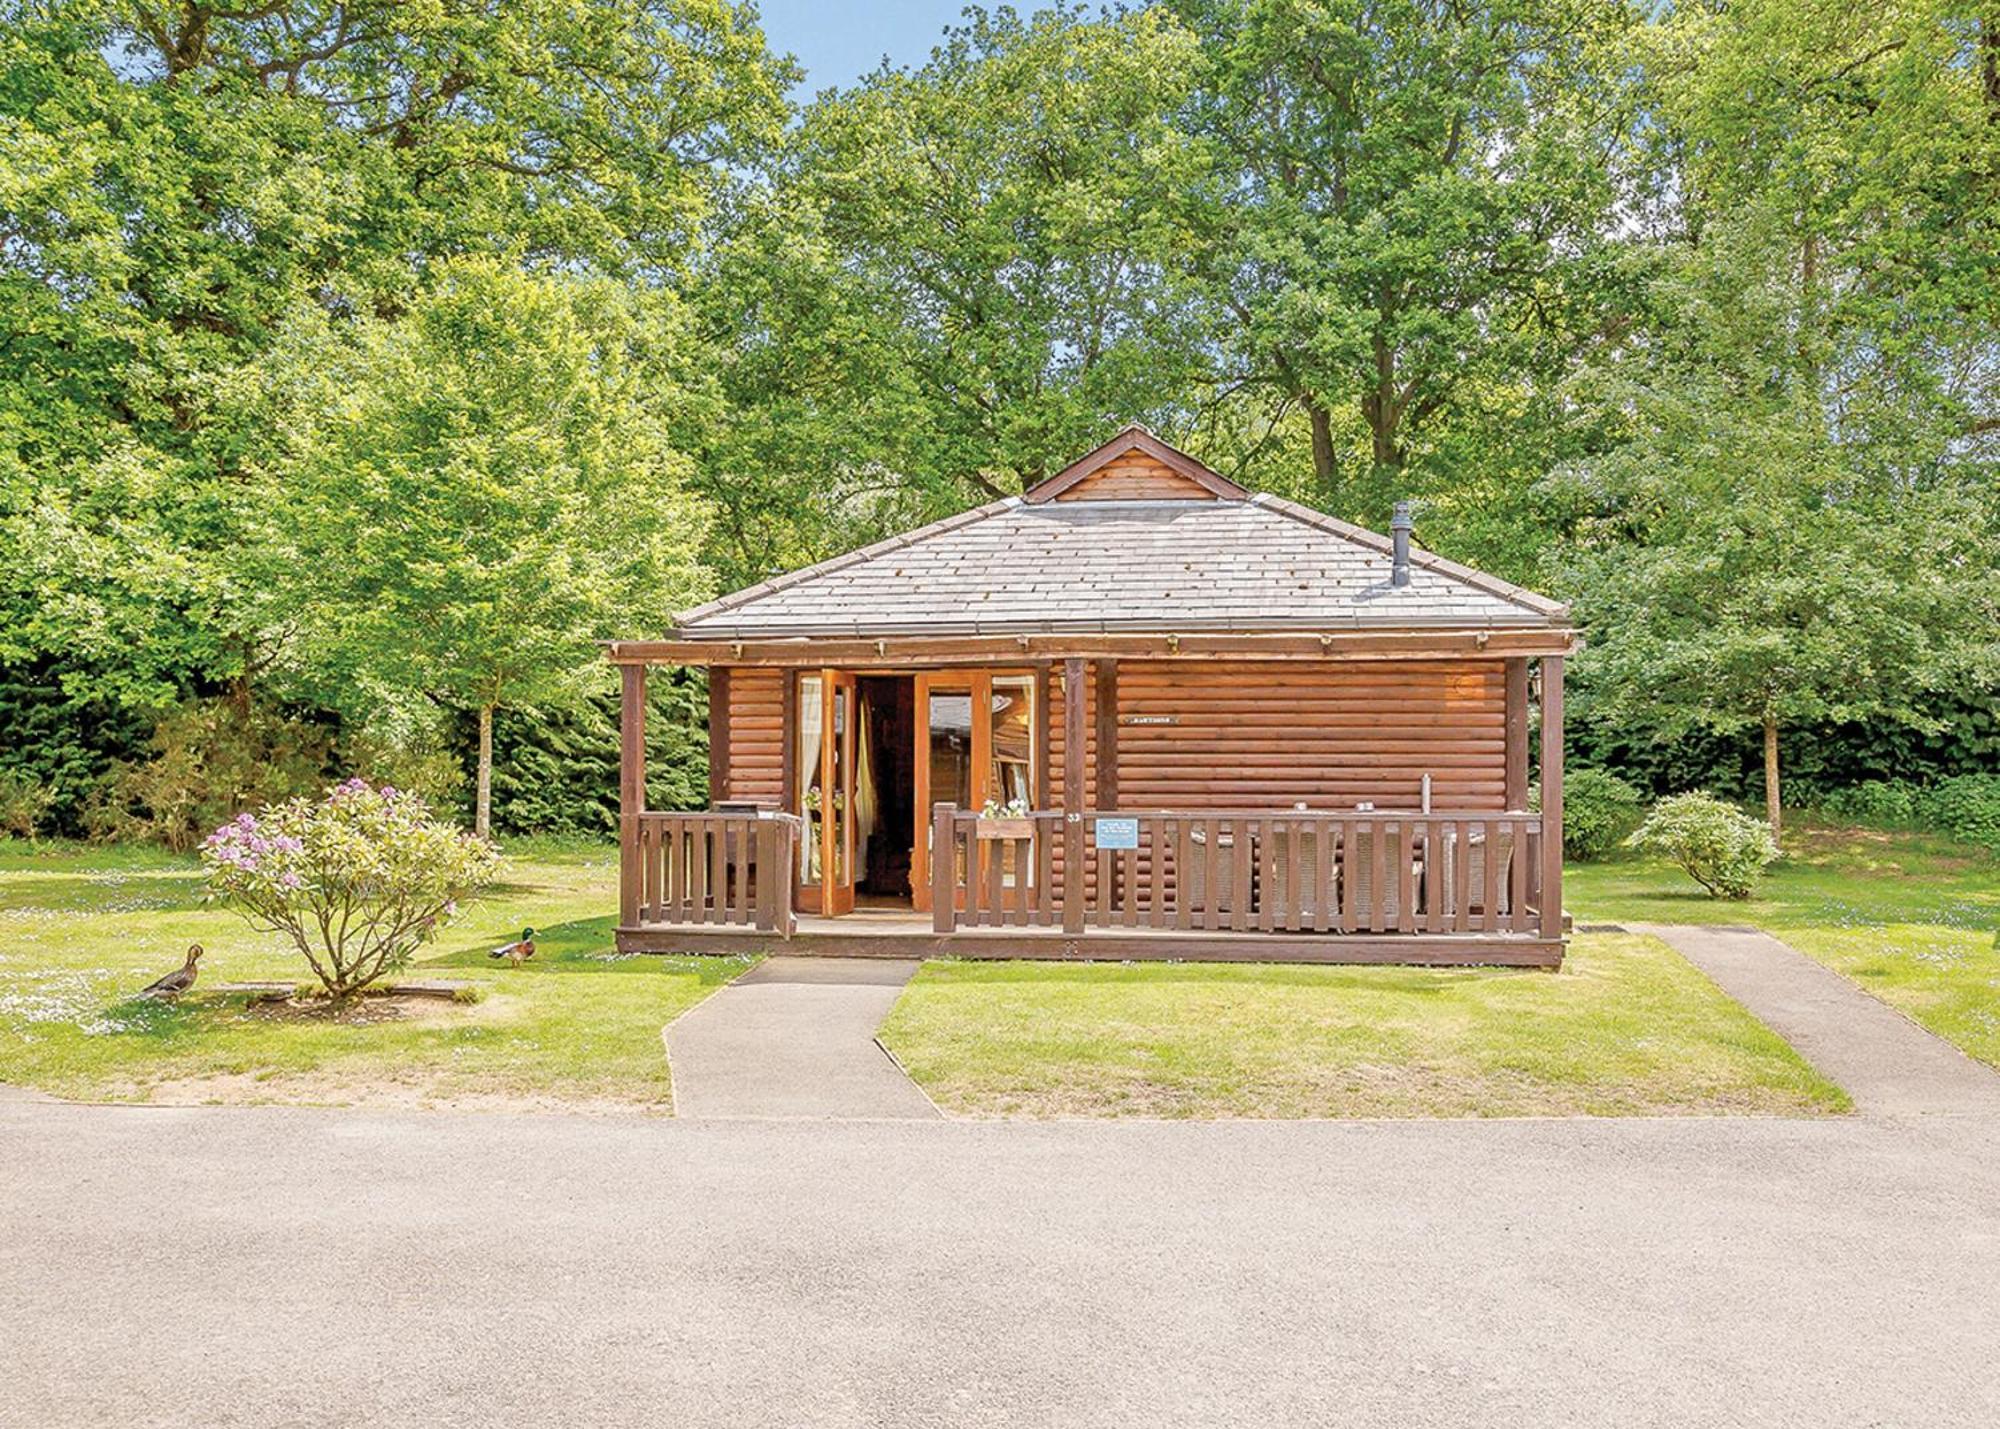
<box><xmin>1109</xmin><ymin>659</ymin><xmax>1509</xmax><ymax>813</ymax></box>
<box><xmin>710</xmin><ymin>656</ymin><xmax>1512</xmax><ymax>903</ymax></box>
<box><xmin>714</xmin><ymin>666</ymin><xmax>787</xmax><ymax>805</ymax></box>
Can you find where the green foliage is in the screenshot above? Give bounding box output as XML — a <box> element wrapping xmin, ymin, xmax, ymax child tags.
<box><xmin>471</xmin><ymin>674</ymin><xmax>710</xmax><ymax>836</ymax></box>
<box><xmin>1167</xmin><ymin>0</ymin><xmax>1644</xmax><ymax>519</ymax></box>
<box><xmin>261</xmin><ymin>259</ymin><xmax>713</xmax><ymax>711</ymax></box>
<box><xmin>1918</xmin><ymin>776</ymin><xmax>2000</xmax><ymax>854</ymax></box>
<box><xmin>1560</xmin><ymin>768</ymin><xmax>1644</xmax><ymax>861</ymax></box>
<box><xmin>702</xmin><ymin>4</ymin><xmax>1220</xmax><ymax>582</ymax></box>
<box><xmin>1625</xmin><ymin>793</ymin><xmax>1781</xmax><ymax>900</ymax></box>
<box><xmin>85</xmin><ymin>699</ymin><xmax>335</xmax><ymax>852</ymax></box>
<box><xmin>201</xmin><ymin>780</ymin><xmax>499</xmax><ymax>998</ymax></box>
<box><xmin>1819</xmin><ymin>781</ymin><xmax>1921</xmax><ymax>829</ymax></box>
<box><xmin>0</xmin><ymin>767</ymin><xmax>51</xmax><ymax>839</ymax></box>
<box><xmin>1570</xmin><ymin>689</ymin><xmax>2000</xmax><ymax>805</ymax></box>
<box><xmin>255</xmin><ymin>258</ymin><xmax>715</xmax><ymax>829</ymax></box>
<box><xmin>0</xmin><ymin>656</ymin><xmax>151</xmax><ymax>835</ymax></box>
<box><xmin>1545</xmin><ymin>0</ymin><xmax>2000</xmax><ymax>831</ymax></box>
<box><xmin>1814</xmin><ymin>774</ymin><xmax>2000</xmax><ymax>853</ymax></box>
<box><xmin>0</xmin><ymin>0</ymin><xmax>791</xmax><ymax>715</ymax></box>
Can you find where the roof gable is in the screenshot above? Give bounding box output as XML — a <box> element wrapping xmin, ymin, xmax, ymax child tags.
<box><xmin>1024</xmin><ymin>426</ymin><xmax>1248</xmax><ymax>503</ymax></box>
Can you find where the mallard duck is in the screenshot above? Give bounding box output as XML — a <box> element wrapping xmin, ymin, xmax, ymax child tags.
<box><xmin>488</xmin><ymin>927</ymin><xmax>536</xmax><ymax>965</ymax></box>
<box><xmin>140</xmin><ymin>944</ymin><xmax>202</xmax><ymax>1000</ymax></box>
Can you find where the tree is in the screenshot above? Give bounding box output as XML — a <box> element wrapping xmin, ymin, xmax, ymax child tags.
<box><xmin>260</xmin><ymin>259</ymin><xmax>714</xmax><ymax>836</ymax></box>
<box><xmin>696</xmin><ymin>4</ymin><xmax>1223</xmax><ymax>583</ymax></box>
<box><xmin>1550</xmin><ymin>334</ymin><xmax>1999</xmax><ymax>841</ymax></box>
<box><xmin>1167</xmin><ymin>0</ymin><xmax>1644</xmax><ymax>517</ymax></box>
<box><xmin>0</xmin><ymin>0</ymin><xmax>788</xmax><ymax>794</ymax></box>
<box><xmin>1551</xmin><ymin>0</ymin><xmax>2000</xmax><ymax>841</ymax></box>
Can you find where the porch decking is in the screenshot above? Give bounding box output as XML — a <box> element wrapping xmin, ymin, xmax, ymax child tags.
<box><xmin>619</xmin><ymin>911</ymin><xmax>1564</xmax><ymax>967</ymax></box>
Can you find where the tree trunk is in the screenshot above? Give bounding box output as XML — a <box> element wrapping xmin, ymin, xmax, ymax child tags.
<box><xmin>476</xmin><ymin>703</ymin><xmax>495</xmax><ymax>840</ymax></box>
<box><xmin>1762</xmin><ymin>712</ymin><xmax>1782</xmax><ymax>844</ymax></box>
<box><xmin>1307</xmin><ymin>399</ymin><xmax>1337</xmax><ymax>500</ymax></box>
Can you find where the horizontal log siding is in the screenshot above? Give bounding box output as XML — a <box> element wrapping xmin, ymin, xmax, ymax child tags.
<box><xmin>718</xmin><ymin>666</ymin><xmax>786</xmax><ymax>804</ymax></box>
<box><xmin>1114</xmin><ymin>660</ymin><xmax>1508</xmax><ymax>811</ymax></box>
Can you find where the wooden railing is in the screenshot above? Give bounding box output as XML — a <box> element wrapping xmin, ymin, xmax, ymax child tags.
<box><xmin>930</xmin><ymin>810</ymin><xmax>1066</xmax><ymax>930</ymax></box>
<box><xmin>931</xmin><ymin>806</ymin><xmax>1546</xmax><ymax>937</ymax></box>
<box><xmin>625</xmin><ymin>811</ymin><xmax>799</xmax><ymax>933</ymax></box>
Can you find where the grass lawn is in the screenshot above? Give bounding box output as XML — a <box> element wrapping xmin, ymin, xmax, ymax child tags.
<box><xmin>877</xmin><ymin>931</ymin><xmax>1846</xmax><ymax>1119</ymax></box>
<box><xmin>0</xmin><ymin>838</ymin><xmax>749</xmax><ymax>1110</ymax></box>
<box><xmin>1566</xmin><ymin>820</ymin><xmax>2000</xmax><ymax>1071</ymax></box>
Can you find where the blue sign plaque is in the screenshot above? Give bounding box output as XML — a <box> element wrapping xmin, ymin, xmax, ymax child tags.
<box><xmin>1094</xmin><ymin>816</ymin><xmax>1140</xmax><ymax>850</ymax></box>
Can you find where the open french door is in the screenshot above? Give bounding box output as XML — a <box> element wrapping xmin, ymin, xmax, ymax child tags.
<box><xmin>795</xmin><ymin>669</ymin><xmax>856</xmax><ymax>916</ymax></box>
<box><xmin>911</xmin><ymin>669</ymin><xmax>1040</xmax><ymax>913</ymax></box>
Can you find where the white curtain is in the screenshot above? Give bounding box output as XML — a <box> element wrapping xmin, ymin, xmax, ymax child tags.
<box><xmin>853</xmin><ymin>695</ymin><xmax>878</xmax><ymax>848</ymax></box>
<box><xmin>797</xmin><ymin>677</ymin><xmax>822</xmax><ymax>881</ymax></box>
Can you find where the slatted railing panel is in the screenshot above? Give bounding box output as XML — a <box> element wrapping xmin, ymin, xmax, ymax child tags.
<box><xmin>935</xmin><ymin>810</ymin><xmax>1061</xmax><ymax>932</ymax></box>
<box><xmin>927</xmin><ymin>807</ymin><xmax>1545</xmax><ymax>938</ymax></box>
<box><xmin>632</xmin><ymin>813</ymin><xmax>797</xmax><ymax>933</ymax></box>
<box><xmin>1075</xmin><ymin>810</ymin><xmax>1545</xmax><ymax>937</ymax></box>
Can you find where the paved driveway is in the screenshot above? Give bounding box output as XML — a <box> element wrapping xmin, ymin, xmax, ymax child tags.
<box><xmin>5</xmin><ymin>1093</ymin><xmax>1999</xmax><ymax>1428</ymax></box>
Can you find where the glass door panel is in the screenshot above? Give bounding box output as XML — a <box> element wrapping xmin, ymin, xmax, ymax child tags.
<box><xmin>912</xmin><ymin>668</ymin><xmax>1040</xmax><ymax>910</ymax></box>
<box><xmin>795</xmin><ymin>673</ymin><xmax>824</xmax><ymax>908</ymax></box>
<box><xmin>988</xmin><ymin>674</ymin><xmax>1037</xmax><ymax>890</ymax></box>
<box><xmin>821</xmin><ymin>671</ymin><xmax>856</xmax><ymax>916</ymax></box>
<box><xmin>914</xmin><ymin>676</ymin><xmax>971</xmax><ymax>912</ymax></box>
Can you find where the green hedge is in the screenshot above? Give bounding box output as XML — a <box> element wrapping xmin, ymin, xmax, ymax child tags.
<box><xmin>1817</xmin><ymin>774</ymin><xmax>2000</xmax><ymax>852</ymax></box>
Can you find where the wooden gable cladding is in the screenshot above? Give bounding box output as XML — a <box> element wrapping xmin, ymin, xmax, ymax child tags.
<box><xmin>714</xmin><ymin>665</ymin><xmax>786</xmax><ymax>805</ymax></box>
<box><xmin>1109</xmin><ymin>659</ymin><xmax>1509</xmax><ymax>811</ymax></box>
<box><xmin>1022</xmin><ymin>425</ymin><xmax>1249</xmax><ymax>503</ymax></box>
<box><xmin>1054</xmin><ymin>449</ymin><xmax>1219</xmax><ymax>501</ymax></box>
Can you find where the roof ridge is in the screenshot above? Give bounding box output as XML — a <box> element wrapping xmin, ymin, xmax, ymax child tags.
<box><xmin>668</xmin><ymin>495</ymin><xmax>1021</xmax><ymax>631</ymax></box>
<box><xmin>1250</xmin><ymin>494</ymin><xmax>1568</xmax><ymax>619</ymax></box>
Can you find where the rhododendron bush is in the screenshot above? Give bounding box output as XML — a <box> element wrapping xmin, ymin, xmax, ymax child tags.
<box><xmin>202</xmin><ymin>780</ymin><xmax>499</xmax><ymax>997</ymax></box>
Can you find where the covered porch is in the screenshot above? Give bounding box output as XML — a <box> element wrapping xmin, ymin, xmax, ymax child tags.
<box><xmin>611</xmin><ymin>638</ymin><xmax>1570</xmax><ymax>969</ymax></box>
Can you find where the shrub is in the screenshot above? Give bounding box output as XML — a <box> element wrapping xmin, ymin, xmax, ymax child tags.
<box><xmin>1918</xmin><ymin>774</ymin><xmax>2000</xmax><ymax>853</ymax></box>
<box><xmin>1558</xmin><ymin>767</ymin><xmax>1644</xmax><ymax>860</ymax></box>
<box><xmin>87</xmin><ymin>699</ymin><xmax>333</xmax><ymax>851</ymax></box>
<box><xmin>0</xmin><ymin>767</ymin><xmax>53</xmax><ymax>839</ymax></box>
<box><xmin>202</xmin><ymin>779</ymin><xmax>498</xmax><ymax>998</ymax></box>
<box><xmin>1820</xmin><ymin>779</ymin><xmax>1921</xmax><ymax>827</ymax></box>
<box><xmin>1625</xmin><ymin>792</ymin><xmax>1779</xmax><ymax>899</ymax></box>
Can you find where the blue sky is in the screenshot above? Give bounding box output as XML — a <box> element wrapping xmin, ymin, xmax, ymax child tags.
<box><xmin>757</xmin><ymin>1</ymin><xmax>975</xmax><ymax>92</ymax></box>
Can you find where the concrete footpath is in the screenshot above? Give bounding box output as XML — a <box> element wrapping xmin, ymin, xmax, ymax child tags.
<box><xmin>1637</xmin><ymin>923</ymin><xmax>2000</xmax><ymax>1116</ymax></box>
<box><xmin>663</xmin><ymin>956</ymin><xmax>938</xmax><ymax>1120</ymax></box>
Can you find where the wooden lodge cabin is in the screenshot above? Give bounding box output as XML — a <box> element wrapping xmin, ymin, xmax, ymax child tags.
<box><xmin>610</xmin><ymin>428</ymin><xmax>1576</xmax><ymax>967</ymax></box>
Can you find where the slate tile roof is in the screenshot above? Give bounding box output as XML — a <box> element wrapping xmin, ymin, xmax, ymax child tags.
<box><xmin>670</xmin><ymin>493</ymin><xmax>1568</xmax><ymax>639</ymax></box>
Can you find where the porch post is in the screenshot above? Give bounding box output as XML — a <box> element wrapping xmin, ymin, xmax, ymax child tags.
<box><xmin>619</xmin><ymin>662</ymin><xmax>647</xmax><ymax>929</ymax></box>
<box><xmin>1539</xmin><ymin>655</ymin><xmax>1564</xmax><ymax>939</ymax></box>
<box><xmin>932</xmin><ymin>804</ymin><xmax>956</xmax><ymax>934</ymax></box>
<box><xmin>707</xmin><ymin>666</ymin><xmax>730</xmax><ymax>806</ymax></box>
<box><xmin>1063</xmin><ymin>657</ymin><xmax>1087</xmax><ymax>935</ymax></box>
<box><xmin>1504</xmin><ymin>658</ymin><xmax>1530</xmax><ymax>810</ymax></box>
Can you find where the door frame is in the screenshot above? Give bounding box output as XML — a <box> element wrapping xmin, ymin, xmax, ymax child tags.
<box><xmin>911</xmin><ymin>668</ymin><xmax>1041</xmax><ymax>913</ymax></box>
